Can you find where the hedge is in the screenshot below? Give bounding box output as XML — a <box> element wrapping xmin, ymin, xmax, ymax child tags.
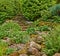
<box><xmin>20</xmin><ymin>0</ymin><xmax>56</xmax><ymax>21</ymax></box>
<box><xmin>0</xmin><ymin>0</ymin><xmax>20</xmax><ymax>24</ymax></box>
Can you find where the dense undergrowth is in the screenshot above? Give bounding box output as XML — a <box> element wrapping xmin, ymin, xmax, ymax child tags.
<box><xmin>0</xmin><ymin>40</ymin><xmax>8</xmax><ymax>56</ymax></box>
<box><xmin>0</xmin><ymin>0</ymin><xmax>60</xmax><ymax>22</ymax></box>
<box><xmin>20</xmin><ymin>0</ymin><xmax>56</xmax><ymax>20</ymax></box>
<box><xmin>0</xmin><ymin>21</ymin><xmax>30</xmax><ymax>44</ymax></box>
<box><xmin>0</xmin><ymin>0</ymin><xmax>20</xmax><ymax>24</ymax></box>
<box><xmin>42</xmin><ymin>25</ymin><xmax>60</xmax><ymax>56</ymax></box>
<box><xmin>0</xmin><ymin>0</ymin><xmax>60</xmax><ymax>56</ymax></box>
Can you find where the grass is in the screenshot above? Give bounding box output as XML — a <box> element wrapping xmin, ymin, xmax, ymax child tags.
<box><xmin>42</xmin><ymin>25</ymin><xmax>60</xmax><ymax>56</ymax></box>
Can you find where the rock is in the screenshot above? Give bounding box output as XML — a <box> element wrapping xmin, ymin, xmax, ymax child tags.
<box><xmin>36</xmin><ymin>36</ymin><xmax>44</xmax><ymax>44</ymax></box>
<box><xmin>9</xmin><ymin>44</ymin><xmax>17</xmax><ymax>51</ymax></box>
<box><xmin>30</xmin><ymin>34</ymin><xmax>38</xmax><ymax>41</ymax></box>
<box><xmin>42</xmin><ymin>54</ymin><xmax>47</xmax><ymax>56</ymax></box>
<box><xmin>3</xmin><ymin>37</ymin><xmax>10</xmax><ymax>43</ymax></box>
<box><xmin>3</xmin><ymin>37</ymin><xmax>14</xmax><ymax>45</ymax></box>
<box><xmin>30</xmin><ymin>34</ymin><xmax>38</xmax><ymax>38</ymax></box>
<box><xmin>18</xmin><ymin>48</ymin><xmax>27</xmax><ymax>54</ymax></box>
<box><xmin>53</xmin><ymin>53</ymin><xmax>60</xmax><ymax>56</ymax></box>
<box><xmin>28</xmin><ymin>47</ymin><xmax>41</xmax><ymax>56</ymax></box>
<box><xmin>29</xmin><ymin>41</ymin><xmax>41</xmax><ymax>50</ymax></box>
<box><xmin>16</xmin><ymin>44</ymin><xmax>25</xmax><ymax>50</ymax></box>
<box><xmin>17</xmin><ymin>44</ymin><xmax>27</xmax><ymax>54</ymax></box>
<box><xmin>9</xmin><ymin>43</ymin><xmax>26</xmax><ymax>51</ymax></box>
<box><xmin>40</xmin><ymin>43</ymin><xmax>45</xmax><ymax>48</ymax></box>
<box><xmin>26</xmin><ymin>40</ymin><xmax>45</xmax><ymax>52</ymax></box>
<box><xmin>30</xmin><ymin>55</ymin><xmax>35</xmax><ymax>56</ymax></box>
<box><xmin>19</xmin><ymin>54</ymin><xmax>28</xmax><ymax>56</ymax></box>
<box><xmin>9</xmin><ymin>52</ymin><xmax>19</xmax><ymax>56</ymax></box>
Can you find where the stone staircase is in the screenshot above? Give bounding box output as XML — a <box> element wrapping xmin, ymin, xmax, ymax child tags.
<box><xmin>12</xmin><ymin>15</ymin><xmax>33</xmax><ymax>31</ymax></box>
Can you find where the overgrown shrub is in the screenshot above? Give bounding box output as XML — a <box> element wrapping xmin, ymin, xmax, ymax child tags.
<box><xmin>49</xmin><ymin>4</ymin><xmax>60</xmax><ymax>16</ymax></box>
<box><xmin>42</xmin><ymin>25</ymin><xmax>60</xmax><ymax>56</ymax></box>
<box><xmin>0</xmin><ymin>0</ymin><xmax>20</xmax><ymax>24</ymax></box>
<box><xmin>20</xmin><ymin>0</ymin><xmax>56</xmax><ymax>20</ymax></box>
<box><xmin>44</xmin><ymin>4</ymin><xmax>60</xmax><ymax>22</ymax></box>
<box><xmin>38</xmin><ymin>10</ymin><xmax>60</xmax><ymax>23</ymax></box>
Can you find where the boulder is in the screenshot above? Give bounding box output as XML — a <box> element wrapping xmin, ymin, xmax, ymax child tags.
<box><xmin>53</xmin><ymin>53</ymin><xmax>60</xmax><ymax>56</ymax></box>
<box><xmin>9</xmin><ymin>52</ymin><xmax>19</xmax><ymax>56</ymax></box>
<box><xmin>19</xmin><ymin>54</ymin><xmax>28</xmax><ymax>56</ymax></box>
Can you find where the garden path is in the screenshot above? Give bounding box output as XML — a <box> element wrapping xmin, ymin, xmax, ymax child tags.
<box><xmin>12</xmin><ymin>14</ymin><xmax>33</xmax><ymax>31</ymax></box>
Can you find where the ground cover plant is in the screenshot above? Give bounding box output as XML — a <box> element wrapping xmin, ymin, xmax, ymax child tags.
<box><xmin>0</xmin><ymin>20</ymin><xmax>21</xmax><ymax>39</ymax></box>
<box><xmin>0</xmin><ymin>40</ymin><xmax>8</xmax><ymax>56</ymax></box>
<box><xmin>42</xmin><ymin>25</ymin><xmax>60</xmax><ymax>56</ymax></box>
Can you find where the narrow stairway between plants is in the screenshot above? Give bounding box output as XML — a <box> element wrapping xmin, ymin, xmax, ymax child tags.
<box><xmin>12</xmin><ymin>14</ymin><xmax>33</xmax><ymax>31</ymax></box>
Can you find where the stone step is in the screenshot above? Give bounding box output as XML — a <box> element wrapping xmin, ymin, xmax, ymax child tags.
<box><xmin>21</xmin><ymin>26</ymin><xmax>29</xmax><ymax>31</ymax></box>
<box><xmin>22</xmin><ymin>26</ymin><xmax>29</xmax><ymax>29</ymax></box>
<box><xmin>12</xmin><ymin>15</ymin><xmax>32</xmax><ymax>31</ymax></box>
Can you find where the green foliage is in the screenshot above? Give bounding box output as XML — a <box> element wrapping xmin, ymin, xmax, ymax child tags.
<box><xmin>40</xmin><ymin>10</ymin><xmax>52</xmax><ymax>21</ymax></box>
<box><xmin>0</xmin><ymin>0</ymin><xmax>20</xmax><ymax>24</ymax></box>
<box><xmin>27</xmin><ymin>27</ymin><xmax>36</xmax><ymax>34</ymax></box>
<box><xmin>35</xmin><ymin>4</ymin><xmax>60</xmax><ymax>23</ymax></box>
<box><xmin>42</xmin><ymin>3</ymin><xmax>60</xmax><ymax>23</ymax></box>
<box><xmin>13</xmin><ymin>31</ymin><xmax>30</xmax><ymax>43</ymax></box>
<box><xmin>49</xmin><ymin>4</ymin><xmax>60</xmax><ymax>16</ymax></box>
<box><xmin>27</xmin><ymin>25</ymin><xmax>50</xmax><ymax>34</ymax></box>
<box><xmin>0</xmin><ymin>40</ymin><xmax>8</xmax><ymax>56</ymax></box>
<box><xmin>0</xmin><ymin>21</ymin><xmax>30</xmax><ymax>43</ymax></box>
<box><xmin>51</xmin><ymin>16</ymin><xmax>60</xmax><ymax>22</ymax></box>
<box><xmin>0</xmin><ymin>21</ymin><xmax>21</xmax><ymax>39</ymax></box>
<box><xmin>37</xmin><ymin>25</ymin><xmax>50</xmax><ymax>31</ymax></box>
<box><xmin>5</xmin><ymin>48</ymin><xmax>15</xmax><ymax>55</ymax></box>
<box><xmin>20</xmin><ymin>0</ymin><xmax>56</xmax><ymax>20</ymax></box>
<box><xmin>42</xmin><ymin>25</ymin><xmax>60</xmax><ymax>56</ymax></box>
<box><xmin>38</xmin><ymin>9</ymin><xmax>60</xmax><ymax>22</ymax></box>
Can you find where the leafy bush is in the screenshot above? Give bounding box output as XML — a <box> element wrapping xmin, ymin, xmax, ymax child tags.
<box><xmin>26</xmin><ymin>27</ymin><xmax>36</xmax><ymax>34</ymax></box>
<box><xmin>49</xmin><ymin>4</ymin><xmax>60</xmax><ymax>16</ymax></box>
<box><xmin>13</xmin><ymin>31</ymin><xmax>30</xmax><ymax>43</ymax></box>
<box><xmin>0</xmin><ymin>0</ymin><xmax>20</xmax><ymax>24</ymax></box>
<box><xmin>37</xmin><ymin>10</ymin><xmax>60</xmax><ymax>23</ymax></box>
<box><xmin>37</xmin><ymin>25</ymin><xmax>50</xmax><ymax>31</ymax></box>
<box><xmin>20</xmin><ymin>0</ymin><xmax>56</xmax><ymax>20</ymax></box>
<box><xmin>43</xmin><ymin>4</ymin><xmax>60</xmax><ymax>22</ymax></box>
<box><xmin>0</xmin><ymin>20</ymin><xmax>21</xmax><ymax>39</ymax></box>
<box><xmin>42</xmin><ymin>25</ymin><xmax>60</xmax><ymax>56</ymax></box>
<box><xmin>51</xmin><ymin>16</ymin><xmax>60</xmax><ymax>23</ymax></box>
<box><xmin>5</xmin><ymin>48</ymin><xmax>15</xmax><ymax>55</ymax></box>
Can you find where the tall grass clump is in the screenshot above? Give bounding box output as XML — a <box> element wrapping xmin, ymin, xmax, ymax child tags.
<box><xmin>42</xmin><ymin>25</ymin><xmax>60</xmax><ymax>56</ymax></box>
